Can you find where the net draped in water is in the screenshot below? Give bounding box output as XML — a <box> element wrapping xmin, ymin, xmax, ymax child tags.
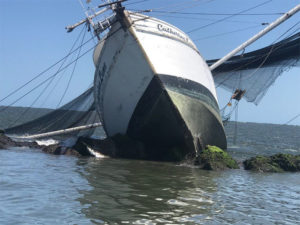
<box><xmin>4</xmin><ymin>32</ymin><xmax>300</xmax><ymax>138</ymax></box>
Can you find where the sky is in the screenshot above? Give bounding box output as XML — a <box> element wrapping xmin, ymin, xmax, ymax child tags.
<box><xmin>0</xmin><ymin>0</ymin><xmax>299</xmax><ymax>125</ymax></box>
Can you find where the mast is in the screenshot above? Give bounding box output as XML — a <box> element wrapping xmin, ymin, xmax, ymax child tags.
<box><xmin>209</xmin><ymin>4</ymin><xmax>300</xmax><ymax>71</ymax></box>
<box><xmin>66</xmin><ymin>0</ymin><xmax>127</xmax><ymax>36</ymax></box>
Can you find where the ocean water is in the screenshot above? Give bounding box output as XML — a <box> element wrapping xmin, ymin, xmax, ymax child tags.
<box><xmin>1</xmin><ymin>122</ymin><xmax>300</xmax><ymax>225</ymax></box>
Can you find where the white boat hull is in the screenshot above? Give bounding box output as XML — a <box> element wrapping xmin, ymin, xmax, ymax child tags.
<box><xmin>94</xmin><ymin>11</ymin><xmax>226</xmax><ymax>160</ymax></box>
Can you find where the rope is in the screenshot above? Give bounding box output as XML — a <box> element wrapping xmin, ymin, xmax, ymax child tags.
<box><xmin>194</xmin><ymin>24</ymin><xmax>263</xmax><ymax>41</ymax></box>
<box><xmin>0</xmin><ymin>44</ymin><xmax>96</xmax><ymax>113</ymax></box>
<box><xmin>0</xmin><ymin>35</ymin><xmax>95</xmax><ymax>104</ymax></box>
<box><xmin>187</xmin><ymin>0</ymin><xmax>273</xmax><ymax>34</ymax></box>
<box><xmin>215</xmin><ymin>22</ymin><xmax>300</xmax><ymax>89</ymax></box>
<box><xmin>7</xmin><ymin>25</ymin><xmax>87</xmax><ymax>127</ymax></box>
<box><xmin>284</xmin><ymin>112</ymin><xmax>300</xmax><ymax>125</ymax></box>
<box><xmin>148</xmin><ymin>11</ymin><xmax>284</xmax><ymax>16</ymax></box>
<box><xmin>56</xmin><ymin>25</ymin><xmax>88</xmax><ymax>108</ymax></box>
<box><xmin>233</xmin><ymin>103</ymin><xmax>239</xmax><ymax>145</ymax></box>
<box><xmin>146</xmin><ymin>13</ymin><xmax>264</xmax><ymax>25</ymax></box>
<box><xmin>12</xmin><ymin>25</ymin><xmax>124</xmax><ymax>133</ymax></box>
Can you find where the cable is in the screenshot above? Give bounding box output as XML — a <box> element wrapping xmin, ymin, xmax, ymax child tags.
<box><xmin>7</xmin><ymin>25</ymin><xmax>124</xmax><ymax>133</ymax></box>
<box><xmin>146</xmin><ymin>13</ymin><xmax>263</xmax><ymax>24</ymax></box>
<box><xmin>215</xmin><ymin>22</ymin><xmax>300</xmax><ymax>89</ymax></box>
<box><xmin>194</xmin><ymin>24</ymin><xmax>262</xmax><ymax>41</ymax></box>
<box><xmin>284</xmin><ymin>112</ymin><xmax>300</xmax><ymax>125</ymax></box>
<box><xmin>147</xmin><ymin>10</ymin><xmax>284</xmax><ymax>16</ymax></box>
<box><xmin>187</xmin><ymin>0</ymin><xmax>273</xmax><ymax>34</ymax></box>
<box><xmin>0</xmin><ymin>44</ymin><xmax>96</xmax><ymax>113</ymax></box>
<box><xmin>0</xmin><ymin>35</ymin><xmax>95</xmax><ymax>104</ymax></box>
<box><xmin>8</xmin><ymin>25</ymin><xmax>88</xmax><ymax>127</ymax></box>
<box><xmin>124</xmin><ymin>0</ymin><xmax>151</xmax><ymax>7</ymax></box>
<box><xmin>233</xmin><ymin>102</ymin><xmax>239</xmax><ymax>145</ymax></box>
<box><xmin>56</xmin><ymin>25</ymin><xmax>88</xmax><ymax>108</ymax></box>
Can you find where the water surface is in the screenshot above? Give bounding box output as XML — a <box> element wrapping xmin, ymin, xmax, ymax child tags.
<box><xmin>1</xmin><ymin>123</ymin><xmax>300</xmax><ymax>224</ymax></box>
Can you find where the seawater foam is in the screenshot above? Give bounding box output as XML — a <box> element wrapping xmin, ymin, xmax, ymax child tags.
<box><xmin>86</xmin><ymin>146</ymin><xmax>107</xmax><ymax>158</ymax></box>
<box><xmin>36</xmin><ymin>139</ymin><xmax>59</xmax><ymax>146</ymax></box>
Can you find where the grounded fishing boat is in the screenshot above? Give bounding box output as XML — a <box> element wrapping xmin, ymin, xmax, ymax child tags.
<box><xmin>92</xmin><ymin>6</ymin><xmax>226</xmax><ymax>159</ymax></box>
<box><xmin>2</xmin><ymin>1</ymin><xmax>300</xmax><ymax>161</ymax></box>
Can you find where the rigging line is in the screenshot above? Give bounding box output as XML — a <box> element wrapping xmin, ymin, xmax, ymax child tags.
<box><xmin>124</xmin><ymin>0</ymin><xmax>151</xmax><ymax>7</ymax></box>
<box><xmin>89</xmin><ymin>28</ymin><xmax>97</xmax><ymax>45</ymax></box>
<box><xmin>284</xmin><ymin>112</ymin><xmax>300</xmax><ymax>125</ymax></box>
<box><xmin>272</xmin><ymin>21</ymin><xmax>300</xmax><ymax>43</ymax></box>
<box><xmin>129</xmin><ymin>0</ymin><xmax>207</xmax><ymax>13</ymax></box>
<box><xmin>8</xmin><ymin>81</ymin><xmax>50</xmax><ymax>128</ymax></box>
<box><xmin>246</xmin><ymin>22</ymin><xmax>300</xmax><ymax>94</ymax></box>
<box><xmin>56</xmin><ymin>25</ymin><xmax>88</xmax><ymax>108</ymax></box>
<box><xmin>215</xmin><ymin>23</ymin><xmax>300</xmax><ymax>88</ymax></box>
<box><xmin>6</xmin><ymin>26</ymin><xmax>87</xmax><ymax>127</ymax></box>
<box><xmin>194</xmin><ymin>24</ymin><xmax>263</xmax><ymax>41</ymax></box>
<box><xmin>37</xmin><ymin>25</ymin><xmax>87</xmax><ymax>108</ymax></box>
<box><xmin>37</xmin><ymin>88</ymin><xmax>94</xmax><ymax>133</ymax></box>
<box><xmin>0</xmin><ymin>44</ymin><xmax>96</xmax><ymax>113</ymax></box>
<box><xmin>233</xmin><ymin>102</ymin><xmax>239</xmax><ymax>145</ymax></box>
<box><xmin>23</xmin><ymin>26</ymin><xmax>124</xmax><ymax>132</ymax></box>
<box><xmin>0</xmin><ymin>35</ymin><xmax>95</xmax><ymax>104</ymax></box>
<box><xmin>147</xmin><ymin>13</ymin><xmax>262</xmax><ymax>24</ymax></box>
<box><xmin>187</xmin><ymin>0</ymin><xmax>273</xmax><ymax>34</ymax></box>
<box><xmin>40</xmin><ymin>25</ymin><xmax>109</xmax><ymax>108</ymax></box>
<box><xmin>147</xmin><ymin>10</ymin><xmax>284</xmax><ymax>16</ymax></box>
<box><xmin>215</xmin><ymin>21</ymin><xmax>300</xmax><ymax>88</ymax></box>
<box><xmin>39</xmin><ymin>64</ymin><xmax>68</xmax><ymax>108</ymax></box>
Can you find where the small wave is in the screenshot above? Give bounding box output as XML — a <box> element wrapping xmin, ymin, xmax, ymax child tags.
<box><xmin>36</xmin><ymin>139</ymin><xmax>59</xmax><ymax>146</ymax></box>
<box><xmin>167</xmin><ymin>199</ymin><xmax>189</xmax><ymax>206</ymax></box>
<box><xmin>228</xmin><ymin>145</ymin><xmax>240</xmax><ymax>149</ymax></box>
<box><xmin>86</xmin><ymin>146</ymin><xmax>107</xmax><ymax>158</ymax></box>
<box><xmin>284</xmin><ymin>148</ymin><xmax>299</xmax><ymax>153</ymax></box>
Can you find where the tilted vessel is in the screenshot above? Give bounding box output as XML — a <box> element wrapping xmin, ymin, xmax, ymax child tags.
<box><xmin>91</xmin><ymin>3</ymin><xmax>226</xmax><ymax>160</ymax></box>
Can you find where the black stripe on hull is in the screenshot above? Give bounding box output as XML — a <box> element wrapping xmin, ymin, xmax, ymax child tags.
<box><xmin>127</xmin><ymin>74</ymin><xmax>227</xmax><ymax>161</ymax></box>
<box><xmin>127</xmin><ymin>76</ymin><xmax>195</xmax><ymax>161</ymax></box>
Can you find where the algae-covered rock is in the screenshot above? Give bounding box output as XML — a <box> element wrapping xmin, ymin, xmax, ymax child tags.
<box><xmin>195</xmin><ymin>145</ymin><xmax>239</xmax><ymax>170</ymax></box>
<box><xmin>243</xmin><ymin>154</ymin><xmax>300</xmax><ymax>172</ymax></box>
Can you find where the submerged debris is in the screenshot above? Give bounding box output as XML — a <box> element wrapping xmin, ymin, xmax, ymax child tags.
<box><xmin>243</xmin><ymin>154</ymin><xmax>300</xmax><ymax>172</ymax></box>
<box><xmin>195</xmin><ymin>145</ymin><xmax>239</xmax><ymax>170</ymax></box>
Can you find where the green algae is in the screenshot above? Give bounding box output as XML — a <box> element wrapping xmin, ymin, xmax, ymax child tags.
<box><xmin>195</xmin><ymin>145</ymin><xmax>239</xmax><ymax>170</ymax></box>
<box><xmin>243</xmin><ymin>153</ymin><xmax>300</xmax><ymax>172</ymax></box>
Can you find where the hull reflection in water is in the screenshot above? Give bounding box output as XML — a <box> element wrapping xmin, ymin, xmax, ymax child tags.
<box><xmin>77</xmin><ymin>158</ymin><xmax>218</xmax><ymax>224</ymax></box>
<box><xmin>76</xmin><ymin>157</ymin><xmax>300</xmax><ymax>224</ymax></box>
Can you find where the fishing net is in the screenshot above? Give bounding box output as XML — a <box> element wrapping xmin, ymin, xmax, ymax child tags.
<box><xmin>207</xmin><ymin>31</ymin><xmax>300</xmax><ymax>104</ymax></box>
<box><xmin>5</xmin><ymin>87</ymin><xmax>101</xmax><ymax>139</ymax></box>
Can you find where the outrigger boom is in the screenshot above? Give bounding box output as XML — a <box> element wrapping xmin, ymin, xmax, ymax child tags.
<box><xmin>16</xmin><ymin>123</ymin><xmax>102</xmax><ymax>140</ymax></box>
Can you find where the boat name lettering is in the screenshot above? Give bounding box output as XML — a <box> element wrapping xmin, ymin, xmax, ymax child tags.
<box><xmin>157</xmin><ymin>24</ymin><xmax>188</xmax><ymax>42</ymax></box>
